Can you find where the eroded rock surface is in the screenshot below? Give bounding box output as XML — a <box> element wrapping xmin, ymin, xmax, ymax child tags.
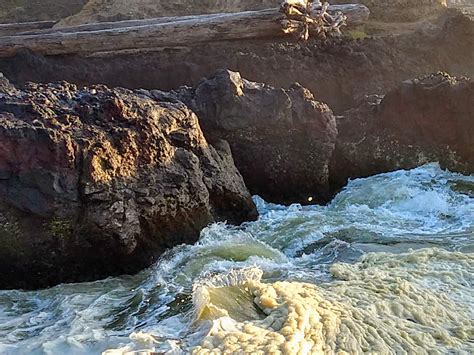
<box><xmin>0</xmin><ymin>69</ymin><xmax>472</xmax><ymax>288</ymax></box>
<box><xmin>0</xmin><ymin>77</ymin><xmax>257</xmax><ymax>289</ymax></box>
<box><xmin>330</xmin><ymin>72</ymin><xmax>474</xmax><ymax>189</ymax></box>
<box><xmin>186</xmin><ymin>70</ymin><xmax>338</xmax><ymax>205</ymax></box>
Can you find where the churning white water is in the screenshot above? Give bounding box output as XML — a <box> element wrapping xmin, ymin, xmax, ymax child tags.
<box><xmin>0</xmin><ymin>164</ymin><xmax>473</xmax><ymax>354</ymax></box>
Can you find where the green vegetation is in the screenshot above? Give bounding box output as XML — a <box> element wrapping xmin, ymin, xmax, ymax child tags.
<box><xmin>49</xmin><ymin>218</ymin><xmax>74</xmax><ymax>239</ymax></box>
<box><xmin>0</xmin><ymin>220</ymin><xmax>21</xmax><ymax>239</ymax></box>
<box><xmin>347</xmin><ymin>29</ymin><xmax>369</xmax><ymax>40</ymax></box>
<box><xmin>0</xmin><ymin>217</ymin><xmax>24</xmax><ymax>257</ymax></box>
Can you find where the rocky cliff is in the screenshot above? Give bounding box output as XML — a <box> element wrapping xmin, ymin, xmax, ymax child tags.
<box><xmin>2</xmin><ymin>8</ymin><xmax>471</xmax><ymax>116</ymax></box>
<box><xmin>0</xmin><ymin>69</ymin><xmax>473</xmax><ymax>289</ymax></box>
<box><xmin>0</xmin><ymin>76</ymin><xmax>257</xmax><ymax>289</ymax></box>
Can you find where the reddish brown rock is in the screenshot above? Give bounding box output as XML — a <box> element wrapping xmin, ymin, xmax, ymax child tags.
<box><xmin>330</xmin><ymin>72</ymin><xmax>474</xmax><ymax>189</ymax></box>
<box><xmin>0</xmin><ymin>76</ymin><xmax>257</xmax><ymax>289</ymax></box>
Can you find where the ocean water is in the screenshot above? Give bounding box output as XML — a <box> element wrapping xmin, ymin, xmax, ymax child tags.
<box><xmin>0</xmin><ymin>163</ymin><xmax>472</xmax><ymax>354</ymax></box>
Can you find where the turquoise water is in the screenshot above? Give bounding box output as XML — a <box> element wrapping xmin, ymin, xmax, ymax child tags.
<box><xmin>0</xmin><ymin>164</ymin><xmax>472</xmax><ymax>354</ymax></box>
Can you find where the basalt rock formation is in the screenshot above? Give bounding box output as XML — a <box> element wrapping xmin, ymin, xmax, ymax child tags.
<box><xmin>330</xmin><ymin>72</ymin><xmax>474</xmax><ymax>189</ymax></box>
<box><xmin>186</xmin><ymin>70</ymin><xmax>474</xmax><ymax>203</ymax></box>
<box><xmin>0</xmin><ymin>69</ymin><xmax>472</xmax><ymax>289</ymax></box>
<box><xmin>0</xmin><ymin>76</ymin><xmax>257</xmax><ymax>289</ymax></box>
<box><xmin>186</xmin><ymin>70</ymin><xmax>338</xmax><ymax>205</ymax></box>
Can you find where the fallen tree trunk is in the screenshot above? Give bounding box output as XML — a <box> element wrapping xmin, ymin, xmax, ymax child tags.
<box><xmin>0</xmin><ymin>21</ymin><xmax>56</xmax><ymax>37</ymax></box>
<box><xmin>0</xmin><ymin>4</ymin><xmax>369</xmax><ymax>58</ymax></box>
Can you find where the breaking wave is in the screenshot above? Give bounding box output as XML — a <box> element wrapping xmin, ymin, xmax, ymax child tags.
<box><xmin>0</xmin><ymin>163</ymin><xmax>473</xmax><ymax>354</ymax></box>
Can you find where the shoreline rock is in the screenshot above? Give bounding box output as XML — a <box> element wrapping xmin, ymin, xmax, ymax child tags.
<box><xmin>0</xmin><ymin>77</ymin><xmax>257</xmax><ymax>290</ymax></box>
<box><xmin>0</xmin><ymin>69</ymin><xmax>472</xmax><ymax>290</ymax></box>
<box><xmin>330</xmin><ymin>72</ymin><xmax>474</xmax><ymax>189</ymax></box>
<box><xmin>186</xmin><ymin>70</ymin><xmax>337</xmax><ymax>205</ymax></box>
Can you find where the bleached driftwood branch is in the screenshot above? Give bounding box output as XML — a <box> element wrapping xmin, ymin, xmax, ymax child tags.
<box><xmin>0</xmin><ymin>4</ymin><xmax>369</xmax><ymax>58</ymax></box>
<box><xmin>280</xmin><ymin>1</ymin><xmax>348</xmax><ymax>40</ymax></box>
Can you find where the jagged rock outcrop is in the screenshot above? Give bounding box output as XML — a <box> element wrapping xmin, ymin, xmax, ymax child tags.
<box><xmin>1</xmin><ymin>69</ymin><xmax>472</xmax><ymax>289</ymax></box>
<box><xmin>185</xmin><ymin>70</ymin><xmax>338</xmax><ymax>205</ymax></box>
<box><xmin>0</xmin><ymin>76</ymin><xmax>257</xmax><ymax>289</ymax></box>
<box><xmin>330</xmin><ymin>72</ymin><xmax>474</xmax><ymax>189</ymax></box>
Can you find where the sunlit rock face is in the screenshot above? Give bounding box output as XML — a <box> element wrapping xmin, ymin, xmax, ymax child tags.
<box><xmin>0</xmin><ymin>76</ymin><xmax>257</xmax><ymax>289</ymax></box>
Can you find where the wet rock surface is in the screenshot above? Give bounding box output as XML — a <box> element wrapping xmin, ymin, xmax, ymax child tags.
<box><xmin>0</xmin><ymin>69</ymin><xmax>472</xmax><ymax>289</ymax></box>
<box><xmin>330</xmin><ymin>72</ymin><xmax>474</xmax><ymax>189</ymax></box>
<box><xmin>186</xmin><ymin>70</ymin><xmax>337</xmax><ymax>205</ymax></box>
<box><xmin>0</xmin><ymin>78</ymin><xmax>257</xmax><ymax>289</ymax></box>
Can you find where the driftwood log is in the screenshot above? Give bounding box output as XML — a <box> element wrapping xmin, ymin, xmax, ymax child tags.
<box><xmin>0</xmin><ymin>4</ymin><xmax>369</xmax><ymax>58</ymax></box>
<box><xmin>280</xmin><ymin>0</ymin><xmax>348</xmax><ymax>40</ymax></box>
<box><xmin>0</xmin><ymin>21</ymin><xmax>56</xmax><ymax>37</ymax></box>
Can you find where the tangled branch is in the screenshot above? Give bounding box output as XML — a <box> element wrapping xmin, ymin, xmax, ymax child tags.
<box><xmin>280</xmin><ymin>0</ymin><xmax>347</xmax><ymax>41</ymax></box>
